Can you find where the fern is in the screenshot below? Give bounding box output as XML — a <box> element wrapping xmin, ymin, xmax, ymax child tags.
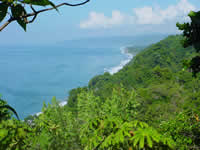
<box><xmin>81</xmin><ymin>118</ymin><xmax>175</xmax><ymax>150</ymax></box>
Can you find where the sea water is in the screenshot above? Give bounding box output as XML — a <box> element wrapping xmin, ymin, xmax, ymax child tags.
<box><xmin>0</xmin><ymin>44</ymin><xmax>132</xmax><ymax>119</ymax></box>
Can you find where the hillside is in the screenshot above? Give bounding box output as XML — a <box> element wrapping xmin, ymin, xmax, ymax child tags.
<box><xmin>66</xmin><ymin>35</ymin><xmax>200</xmax><ymax>149</ymax></box>
<box><xmin>79</xmin><ymin>35</ymin><xmax>196</xmax><ymax>98</ymax></box>
<box><xmin>1</xmin><ymin>35</ymin><xmax>200</xmax><ymax>150</ymax></box>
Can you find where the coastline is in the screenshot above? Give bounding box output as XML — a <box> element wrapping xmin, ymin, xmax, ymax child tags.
<box><xmin>60</xmin><ymin>46</ymin><xmax>136</xmax><ymax>106</ymax></box>
<box><xmin>35</xmin><ymin>45</ymin><xmax>135</xmax><ymax>117</ymax></box>
<box><xmin>104</xmin><ymin>46</ymin><xmax>134</xmax><ymax>75</ymax></box>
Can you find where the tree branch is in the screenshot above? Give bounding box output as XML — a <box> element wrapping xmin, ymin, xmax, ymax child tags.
<box><xmin>0</xmin><ymin>0</ymin><xmax>90</xmax><ymax>31</ymax></box>
<box><xmin>26</xmin><ymin>5</ymin><xmax>37</xmax><ymax>23</ymax></box>
<box><xmin>26</xmin><ymin>0</ymin><xmax>90</xmax><ymax>17</ymax></box>
<box><xmin>0</xmin><ymin>17</ymin><xmax>14</xmax><ymax>32</ymax></box>
<box><xmin>26</xmin><ymin>13</ymin><xmax>37</xmax><ymax>24</ymax></box>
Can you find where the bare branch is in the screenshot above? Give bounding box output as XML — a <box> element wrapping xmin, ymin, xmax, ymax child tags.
<box><xmin>26</xmin><ymin>5</ymin><xmax>37</xmax><ymax>23</ymax></box>
<box><xmin>30</xmin><ymin>5</ymin><xmax>36</xmax><ymax>13</ymax></box>
<box><xmin>0</xmin><ymin>17</ymin><xmax>14</xmax><ymax>32</ymax></box>
<box><xmin>26</xmin><ymin>13</ymin><xmax>37</xmax><ymax>24</ymax></box>
<box><xmin>0</xmin><ymin>0</ymin><xmax>90</xmax><ymax>31</ymax></box>
<box><xmin>26</xmin><ymin>0</ymin><xmax>90</xmax><ymax>18</ymax></box>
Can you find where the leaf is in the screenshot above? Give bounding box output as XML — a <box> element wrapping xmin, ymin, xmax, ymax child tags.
<box><xmin>11</xmin><ymin>4</ymin><xmax>25</xmax><ymax>18</ymax></box>
<box><xmin>42</xmin><ymin>102</ymin><xmax>47</xmax><ymax>112</ymax></box>
<box><xmin>17</xmin><ymin>128</ymin><xmax>26</xmax><ymax>138</ymax></box>
<box><xmin>22</xmin><ymin>0</ymin><xmax>48</xmax><ymax>6</ymax></box>
<box><xmin>17</xmin><ymin>19</ymin><xmax>26</xmax><ymax>31</ymax></box>
<box><xmin>0</xmin><ymin>105</ymin><xmax>20</xmax><ymax>120</ymax></box>
<box><xmin>11</xmin><ymin>4</ymin><xmax>27</xmax><ymax>31</ymax></box>
<box><xmin>22</xmin><ymin>0</ymin><xmax>58</xmax><ymax>11</ymax></box>
<box><xmin>0</xmin><ymin>2</ymin><xmax>9</xmax><ymax>22</ymax></box>
<box><xmin>188</xmin><ymin>11</ymin><xmax>196</xmax><ymax>18</ymax></box>
<box><xmin>146</xmin><ymin>135</ymin><xmax>153</xmax><ymax>148</ymax></box>
<box><xmin>0</xmin><ymin>129</ymin><xmax>8</xmax><ymax>140</ymax></box>
<box><xmin>139</xmin><ymin>136</ymin><xmax>144</xmax><ymax>149</ymax></box>
<box><xmin>133</xmin><ymin>135</ymin><xmax>140</xmax><ymax>147</ymax></box>
<box><xmin>52</xmin><ymin>96</ymin><xmax>57</xmax><ymax>105</ymax></box>
<box><xmin>188</xmin><ymin>11</ymin><xmax>200</xmax><ymax>24</ymax></box>
<box><xmin>119</xmin><ymin>131</ymin><xmax>124</xmax><ymax>142</ymax></box>
<box><xmin>48</xmin><ymin>1</ymin><xmax>58</xmax><ymax>12</ymax></box>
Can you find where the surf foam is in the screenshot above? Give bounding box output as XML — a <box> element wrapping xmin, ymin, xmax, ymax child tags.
<box><xmin>104</xmin><ymin>46</ymin><xmax>134</xmax><ymax>75</ymax></box>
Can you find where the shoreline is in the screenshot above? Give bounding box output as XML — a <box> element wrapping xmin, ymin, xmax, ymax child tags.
<box><xmin>104</xmin><ymin>46</ymin><xmax>134</xmax><ymax>75</ymax></box>
<box><xmin>35</xmin><ymin>45</ymin><xmax>135</xmax><ymax>117</ymax></box>
<box><xmin>59</xmin><ymin>46</ymin><xmax>135</xmax><ymax>106</ymax></box>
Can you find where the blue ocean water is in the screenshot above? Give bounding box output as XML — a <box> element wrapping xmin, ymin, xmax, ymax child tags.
<box><xmin>0</xmin><ymin>34</ymin><xmax>168</xmax><ymax>119</ymax></box>
<box><xmin>0</xmin><ymin>45</ymin><xmax>129</xmax><ymax>119</ymax></box>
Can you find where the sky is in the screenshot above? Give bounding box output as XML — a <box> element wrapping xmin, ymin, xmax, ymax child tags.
<box><xmin>0</xmin><ymin>0</ymin><xmax>200</xmax><ymax>45</ymax></box>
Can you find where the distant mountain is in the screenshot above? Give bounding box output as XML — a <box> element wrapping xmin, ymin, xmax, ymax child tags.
<box><xmin>58</xmin><ymin>34</ymin><xmax>169</xmax><ymax>48</ymax></box>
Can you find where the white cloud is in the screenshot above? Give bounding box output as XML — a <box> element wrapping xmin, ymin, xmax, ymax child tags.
<box><xmin>80</xmin><ymin>11</ymin><xmax>125</xmax><ymax>29</ymax></box>
<box><xmin>133</xmin><ymin>7</ymin><xmax>163</xmax><ymax>24</ymax></box>
<box><xmin>133</xmin><ymin>0</ymin><xmax>196</xmax><ymax>24</ymax></box>
<box><xmin>80</xmin><ymin>0</ymin><xmax>196</xmax><ymax>29</ymax></box>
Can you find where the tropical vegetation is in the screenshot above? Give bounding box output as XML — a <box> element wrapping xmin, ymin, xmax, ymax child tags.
<box><xmin>1</xmin><ymin>11</ymin><xmax>200</xmax><ymax>150</ymax></box>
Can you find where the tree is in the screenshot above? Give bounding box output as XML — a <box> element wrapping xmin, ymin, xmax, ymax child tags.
<box><xmin>0</xmin><ymin>0</ymin><xmax>90</xmax><ymax>31</ymax></box>
<box><xmin>177</xmin><ymin>11</ymin><xmax>200</xmax><ymax>77</ymax></box>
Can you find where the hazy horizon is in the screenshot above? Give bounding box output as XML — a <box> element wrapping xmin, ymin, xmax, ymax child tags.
<box><xmin>1</xmin><ymin>0</ymin><xmax>200</xmax><ymax>45</ymax></box>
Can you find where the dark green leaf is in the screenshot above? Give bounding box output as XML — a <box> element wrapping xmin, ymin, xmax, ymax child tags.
<box><xmin>0</xmin><ymin>2</ymin><xmax>9</xmax><ymax>22</ymax></box>
<box><xmin>11</xmin><ymin>4</ymin><xmax>27</xmax><ymax>31</ymax></box>
<box><xmin>17</xmin><ymin>19</ymin><xmax>26</xmax><ymax>31</ymax></box>
<box><xmin>48</xmin><ymin>1</ymin><xmax>58</xmax><ymax>12</ymax></box>
<box><xmin>11</xmin><ymin>4</ymin><xmax>25</xmax><ymax>18</ymax></box>
<box><xmin>23</xmin><ymin>0</ymin><xmax>54</xmax><ymax>7</ymax></box>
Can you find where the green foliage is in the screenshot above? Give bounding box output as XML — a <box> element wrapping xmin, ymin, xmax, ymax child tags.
<box><xmin>77</xmin><ymin>86</ymin><xmax>140</xmax><ymax>123</ymax></box>
<box><xmin>0</xmin><ymin>104</ymin><xmax>20</xmax><ymax>120</ymax></box>
<box><xmin>0</xmin><ymin>2</ymin><xmax>9</xmax><ymax>22</ymax></box>
<box><xmin>22</xmin><ymin>0</ymin><xmax>55</xmax><ymax>7</ymax></box>
<box><xmin>177</xmin><ymin>11</ymin><xmax>200</xmax><ymax>51</ymax></box>
<box><xmin>83</xmin><ymin>119</ymin><xmax>174</xmax><ymax>150</ymax></box>
<box><xmin>88</xmin><ymin>35</ymin><xmax>195</xmax><ymax>97</ymax></box>
<box><xmin>77</xmin><ymin>87</ymin><xmax>174</xmax><ymax>150</ymax></box>
<box><xmin>11</xmin><ymin>4</ymin><xmax>27</xmax><ymax>31</ymax></box>
<box><xmin>160</xmin><ymin>111</ymin><xmax>200</xmax><ymax>149</ymax></box>
<box><xmin>0</xmin><ymin>0</ymin><xmax>57</xmax><ymax>31</ymax></box>
<box><xmin>67</xmin><ymin>87</ymin><xmax>88</xmax><ymax>112</ymax></box>
<box><xmin>2</xmin><ymin>35</ymin><xmax>200</xmax><ymax>149</ymax></box>
<box><xmin>0</xmin><ymin>0</ymin><xmax>89</xmax><ymax>31</ymax></box>
<box><xmin>0</xmin><ymin>98</ymin><xmax>19</xmax><ymax>121</ymax></box>
<box><xmin>177</xmin><ymin>11</ymin><xmax>200</xmax><ymax>76</ymax></box>
<box><xmin>0</xmin><ymin>119</ymin><xmax>33</xmax><ymax>150</ymax></box>
<box><xmin>76</xmin><ymin>35</ymin><xmax>200</xmax><ymax>149</ymax></box>
<box><xmin>0</xmin><ymin>99</ymin><xmax>11</xmax><ymax>121</ymax></box>
<box><xmin>29</xmin><ymin>97</ymin><xmax>81</xmax><ymax>150</ymax></box>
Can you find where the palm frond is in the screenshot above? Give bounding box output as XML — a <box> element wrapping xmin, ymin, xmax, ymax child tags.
<box><xmin>0</xmin><ymin>105</ymin><xmax>20</xmax><ymax>120</ymax></box>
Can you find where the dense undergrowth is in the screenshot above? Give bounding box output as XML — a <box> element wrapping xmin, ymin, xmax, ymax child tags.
<box><xmin>1</xmin><ymin>35</ymin><xmax>200</xmax><ymax>149</ymax></box>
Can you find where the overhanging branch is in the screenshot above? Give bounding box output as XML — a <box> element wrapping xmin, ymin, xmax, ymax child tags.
<box><xmin>0</xmin><ymin>18</ymin><xmax>14</xmax><ymax>31</ymax></box>
<box><xmin>0</xmin><ymin>0</ymin><xmax>90</xmax><ymax>31</ymax></box>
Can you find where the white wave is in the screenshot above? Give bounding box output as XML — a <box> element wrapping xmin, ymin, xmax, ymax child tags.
<box><xmin>104</xmin><ymin>46</ymin><xmax>134</xmax><ymax>75</ymax></box>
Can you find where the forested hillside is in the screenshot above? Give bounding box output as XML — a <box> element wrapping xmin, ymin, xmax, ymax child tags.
<box><xmin>1</xmin><ymin>35</ymin><xmax>200</xmax><ymax>149</ymax></box>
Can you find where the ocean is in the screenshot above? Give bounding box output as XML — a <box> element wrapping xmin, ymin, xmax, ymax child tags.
<box><xmin>0</xmin><ymin>45</ymin><xmax>134</xmax><ymax>119</ymax></box>
<box><xmin>0</xmin><ymin>35</ymin><xmax>168</xmax><ymax>119</ymax></box>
